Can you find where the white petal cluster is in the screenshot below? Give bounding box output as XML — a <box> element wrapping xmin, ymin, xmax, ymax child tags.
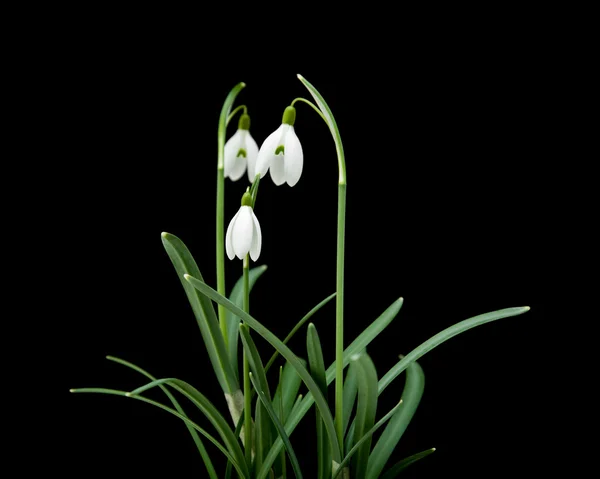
<box><xmin>224</xmin><ymin>129</ymin><xmax>259</xmax><ymax>182</ymax></box>
<box><xmin>255</xmin><ymin>124</ymin><xmax>303</xmax><ymax>186</ymax></box>
<box><xmin>226</xmin><ymin>205</ymin><xmax>262</xmax><ymax>261</ymax></box>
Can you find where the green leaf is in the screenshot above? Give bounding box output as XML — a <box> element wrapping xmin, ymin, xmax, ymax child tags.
<box><xmin>332</xmin><ymin>400</ymin><xmax>403</xmax><ymax>479</ymax></box>
<box><xmin>129</xmin><ymin>377</ymin><xmax>249</xmax><ymax>477</ymax></box>
<box><xmin>70</xmin><ymin>387</ymin><xmax>248</xmax><ymax>478</ymax></box>
<box><xmin>342</xmin><ymin>363</ymin><xmax>358</xmax><ymax>440</ymax></box>
<box><xmin>264</xmin><ymin>292</ymin><xmax>336</xmax><ymax>375</ymax></box>
<box><xmin>377</xmin><ymin>307</ymin><xmax>530</xmax><ymax>396</ymax></box>
<box><xmin>161</xmin><ymin>232</ymin><xmax>239</xmax><ymax>397</ymax></box>
<box><xmin>307</xmin><ymin>323</ymin><xmax>329</xmax><ymax>479</ymax></box>
<box><xmin>250</xmin><ymin>372</ymin><xmax>304</xmax><ymax>479</ymax></box>
<box><xmin>263</xmin><ymin>296</ymin><xmax>404</xmax><ymax>477</ymax></box>
<box><xmin>105</xmin><ymin>356</ymin><xmax>217</xmax><ymax>479</ymax></box>
<box><xmin>350</xmin><ymin>353</ymin><xmax>378</xmax><ymax>479</ymax></box>
<box><xmin>183</xmin><ymin>274</ymin><xmax>342</xmax><ymax>478</ymax></box>
<box><xmin>227</xmin><ymin>265</ymin><xmax>268</xmax><ymax>381</ymax></box>
<box><xmin>239</xmin><ymin>324</ymin><xmax>271</xmax><ymax>471</ymax></box>
<box><xmin>366</xmin><ymin>361</ymin><xmax>425</xmax><ymax>479</ymax></box>
<box><xmin>272</xmin><ymin>360</ymin><xmax>305</xmax><ymax>426</ymax></box>
<box><xmin>379</xmin><ymin>448</ymin><xmax>436</xmax><ymax>479</ymax></box>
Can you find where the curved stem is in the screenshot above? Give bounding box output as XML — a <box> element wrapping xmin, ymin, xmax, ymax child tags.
<box><xmin>297</xmin><ymin>74</ymin><xmax>347</xmax><ymax>451</ymax></box>
<box><xmin>217</xmin><ymin>83</ymin><xmax>246</xmax><ymax>343</ymax></box>
<box><xmin>291</xmin><ymin>97</ymin><xmax>327</xmax><ymax>122</ymax></box>
<box><xmin>227</xmin><ymin>104</ymin><xmax>248</xmax><ymax>125</ymax></box>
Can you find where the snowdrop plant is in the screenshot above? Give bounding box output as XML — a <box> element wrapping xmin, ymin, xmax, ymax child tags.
<box><xmin>71</xmin><ymin>75</ymin><xmax>530</xmax><ymax>479</ymax></box>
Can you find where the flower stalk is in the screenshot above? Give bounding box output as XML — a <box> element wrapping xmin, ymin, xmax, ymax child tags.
<box><xmin>297</xmin><ymin>74</ymin><xmax>347</xmax><ymax>450</ymax></box>
<box><xmin>242</xmin><ymin>253</ymin><xmax>252</xmax><ymax>463</ymax></box>
<box><xmin>216</xmin><ymin>82</ymin><xmax>246</xmax><ymax>343</ymax></box>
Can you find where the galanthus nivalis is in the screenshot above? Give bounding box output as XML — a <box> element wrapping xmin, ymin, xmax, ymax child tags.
<box><xmin>255</xmin><ymin>106</ymin><xmax>303</xmax><ymax>186</ymax></box>
<box><xmin>226</xmin><ymin>192</ymin><xmax>262</xmax><ymax>261</ymax></box>
<box><xmin>224</xmin><ymin>113</ymin><xmax>259</xmax><ymax>182</ymax></box>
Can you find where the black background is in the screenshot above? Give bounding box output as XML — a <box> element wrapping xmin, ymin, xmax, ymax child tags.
<box><xmin>45</xmin><ymin>8</ymin><xmax>571</xmax><ymax>478</ymax></box>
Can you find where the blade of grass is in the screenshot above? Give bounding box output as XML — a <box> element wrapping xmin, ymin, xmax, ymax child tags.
<box><xmin>379</xmin><ymin>448</ymin><xmax>436</xmax><ymax>479</ymax></box>
<box><xmin>350</xmin><ymin>352</ymin><xmax>378</xmax><ymax>479</ymax></box>
<box><xmin>105</xmin><ymin>356</ymin><xmax>217</xmax><ymax>479</ymax></box>
<box><xmin>366</xmin><ymin>361</ymin><xmax>425</xmax><ymax>479</ymax></box>
<box><xmin>264</xmin><ymin>292</ymin><xmax>336</xmax><ymax>374</ymax></box>
<box><xmin>184</xmin><ymin>274</ymin><xmax>343</xmax><ymax>475</ymax></box>
<box><xmin>70</xmin><ymin>387</ymin><xmax>248</xmax><ymax>478</ymax></box>
<box><xmin>129</xmin><ymin>378</ymin><xmax>248</xmax><ymax>477</ymax></box>
<box><xmin>250</xmin><ymin>372</ymin><xmax>304</xmax><ymax>479</ymax></box>
<box><xmin>307</xmin><ymin>323</ymin><xmax>329</xmax><ymax>479</ymax></box>
<box><xmin>227</xmin><ymin>265</ymin><xmax>268</xmax><ymax>381</ymax></box>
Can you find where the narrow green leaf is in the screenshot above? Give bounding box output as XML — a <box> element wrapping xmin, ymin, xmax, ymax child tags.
<box><xmin>240</xmin><ymin>325</ymin><xmax>271</xmax><ymax>403</ymax></box>
<box><xmin>272</xmin><ymin>361</ymin><xmax>305</xmax><ymax>427</ymax></box>
<box><xmin>240</xmin><ymin>325</ymin><xmax>271</xmax><ymax>471</ymax></box>
<box><xmin>350</xmin><ymin>353</ymin><xmax>378</xmax><ymax>479</ymax></box>
<box><xmin>366</xmin><ymin>361</ymin><xmax>425</xmax><ymax>479</ymax></box>
<box><xmin>262</xmin><ymin>297</ymin><xmax>404</xmax><ymax>477</ymax></box>
<box><xmin>250</xmin><ymin>372</ymin><xmax>304</xmax><ymax>479</ymax></box>
<box><xmin>129</xmin><ymin>377</ymin><xmax>249</xmax><ymax>477</ymax></box>
<box><xmin>342</xmin><ymin>362</ymin><xmax>358</xmax><ymax>439</ymax></box>
<box><xmin>105</xmin><ymin>356</ymin><xmax>217</xmax><ymax>479</ymax></box>
<box><xmin>307</xmin><ymin>323</ymin><xmax>329</xmax><ymax>479</ymax></box>
<box><xmin>377</xmin><ymin>307</ymin><xmax>530</xmax><ymax>396</ymax></box>
<box><xmin>183</xmin><ymin>274</ymin><xmax>342</xmax><ymax>477</ymax></box>
<box><xmin>70</xmin><ymin>388</ymin><xmax>248</xmax><ymax>479</ymax></box>
<box><xmin>332</xmin><ymin>400</ymin><xmax>403</xmax><ymax>479</ymax></box>
<box><xmin>380</xmin><ymin>448</ymin><xmax>436</xmax><ymax>479</ymax></box>
<box><xmin>161</xmin><ymin>232</ymin><xmax>239</xmax><ymax>397</ymax></box>
<box><xmin>264</xmin><ymin>292</ymin><xmax>336</xmax><ymax>374</ymax></box>
<box><xmin>227</xmin><ymin>265</ymin><xmax>268</xmax><ymax>380</ymax></box>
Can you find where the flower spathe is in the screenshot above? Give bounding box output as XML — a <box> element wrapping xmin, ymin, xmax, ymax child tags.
<box><xmin>226</xmin><ymin>203</ymin><xmax>262</xmax><ymax>261</ymax></box>
<box><xmin>224</xmin><ymin>114</ymin><xmax>259</xmax><ymax>182</ymax></box>
<box><xmin>255</xmin><ymin>106</ymin><xmax>303</xmax><ymax>187</ymax></box>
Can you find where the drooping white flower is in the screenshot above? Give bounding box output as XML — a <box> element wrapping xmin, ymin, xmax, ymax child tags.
<box><xmin>226</xmin><ymin>193</ymin><xmax>262</xmax><ymax>261</ymax></box>
<box><xmin>224</xmin><ymin>113</ymin><xmax>259</xmax><ymax>182</ymax></box>
<box><xmin>255</xmin><ymin>106</ymin><xmax>303</xmax><ymax>187</ymax></box>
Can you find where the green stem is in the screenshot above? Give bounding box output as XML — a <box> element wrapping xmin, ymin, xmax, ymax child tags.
<box><xmin>216</xmin><ymin>82</ymin><xmax>246</xmax><ymax>344</ymax></box>
<box><xmin>242</xmin><ymin>254</ymin><xmax>252</xmax><ymax>463</ymax></box>
<box><xmin>335</xmin><ymin>183</ymin><xmax>346</xmax><ymax>448</ymax></box>
<box><xmin>227</xmin><ymin>104</ymin><xmax>248</xmax><ymax>125</ymax></box>
<box><xmin>291</xmin><ymin>97</ymin><xmax>327</xmax><ymax>122</ymax></box>
<box><xmin>297</xmin><ymin>74</ymin><xmax>347</xmax><ymax>451</ymax></box>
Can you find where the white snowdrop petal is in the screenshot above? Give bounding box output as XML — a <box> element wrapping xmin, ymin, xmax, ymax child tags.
<box><xmin>256</xmin><ymin>125</ymin><xmax>284</xmax><ymax>177</ymax></box>
<box><xmin>225</xmin><ymin>210</ymin><xmax>240</xmax><ymax>260</ymax></box>
<box><xmin>245</xmin><ymin>132</ymin><xmax>259</xmax><ymax>182</ymax></box>
<box><xmin>284</xmin><ymin>127</ymin><xmax>303</xmax><ymax>187</ymax></box>
<box><xmin>224</xmin><ymin>130</ymin><xmax>243</xmax><ymax>178</ymax></box>
<box><xmin>232</xmin><ymin>206</ymin><xmax>254</xmax><ymax>259</ymax></box>
<box><xmin>249</xmin><ymin>210</ymin><xmax>262</xmax><ymax>261</ymax></box>
<box><xmin>269</xmin><ymin>155</ymin><xmax>286</xmax><ymax>185</ymax></box>
<box><xmin>228</xmin><ymin>155</ymin><xmax>247</xmax><ymax>181</ymax></box>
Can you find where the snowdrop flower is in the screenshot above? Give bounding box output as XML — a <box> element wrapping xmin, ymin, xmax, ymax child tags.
<box><xmin>255</xmin><ymin>106</ymin><xmax>303</xmax><ymax>186</ymax></box>
<box><xmin>226</xmin><ymin>192</ymin><xmax>262</xmax><ymax>261</ymax></box>
<box><xmin>224</xmin><ymin>114</ymin><xmax>259</xmax><ymax>182</ymax></box>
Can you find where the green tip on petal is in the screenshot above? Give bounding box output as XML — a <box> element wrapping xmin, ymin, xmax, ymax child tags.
<box><xmin>282</xmin><ymin>105</ymin><xmax>296</xmax><ymax>125</ymax></box>
<box><xmin>238</xmin><ymin>113</ymin><xmax>251</xmax><ymax>130</ymax></box>
<box><xmin>241</xmin><ymin>191</ymin><xmax>253</xmax><ymax>207</ymax></box>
